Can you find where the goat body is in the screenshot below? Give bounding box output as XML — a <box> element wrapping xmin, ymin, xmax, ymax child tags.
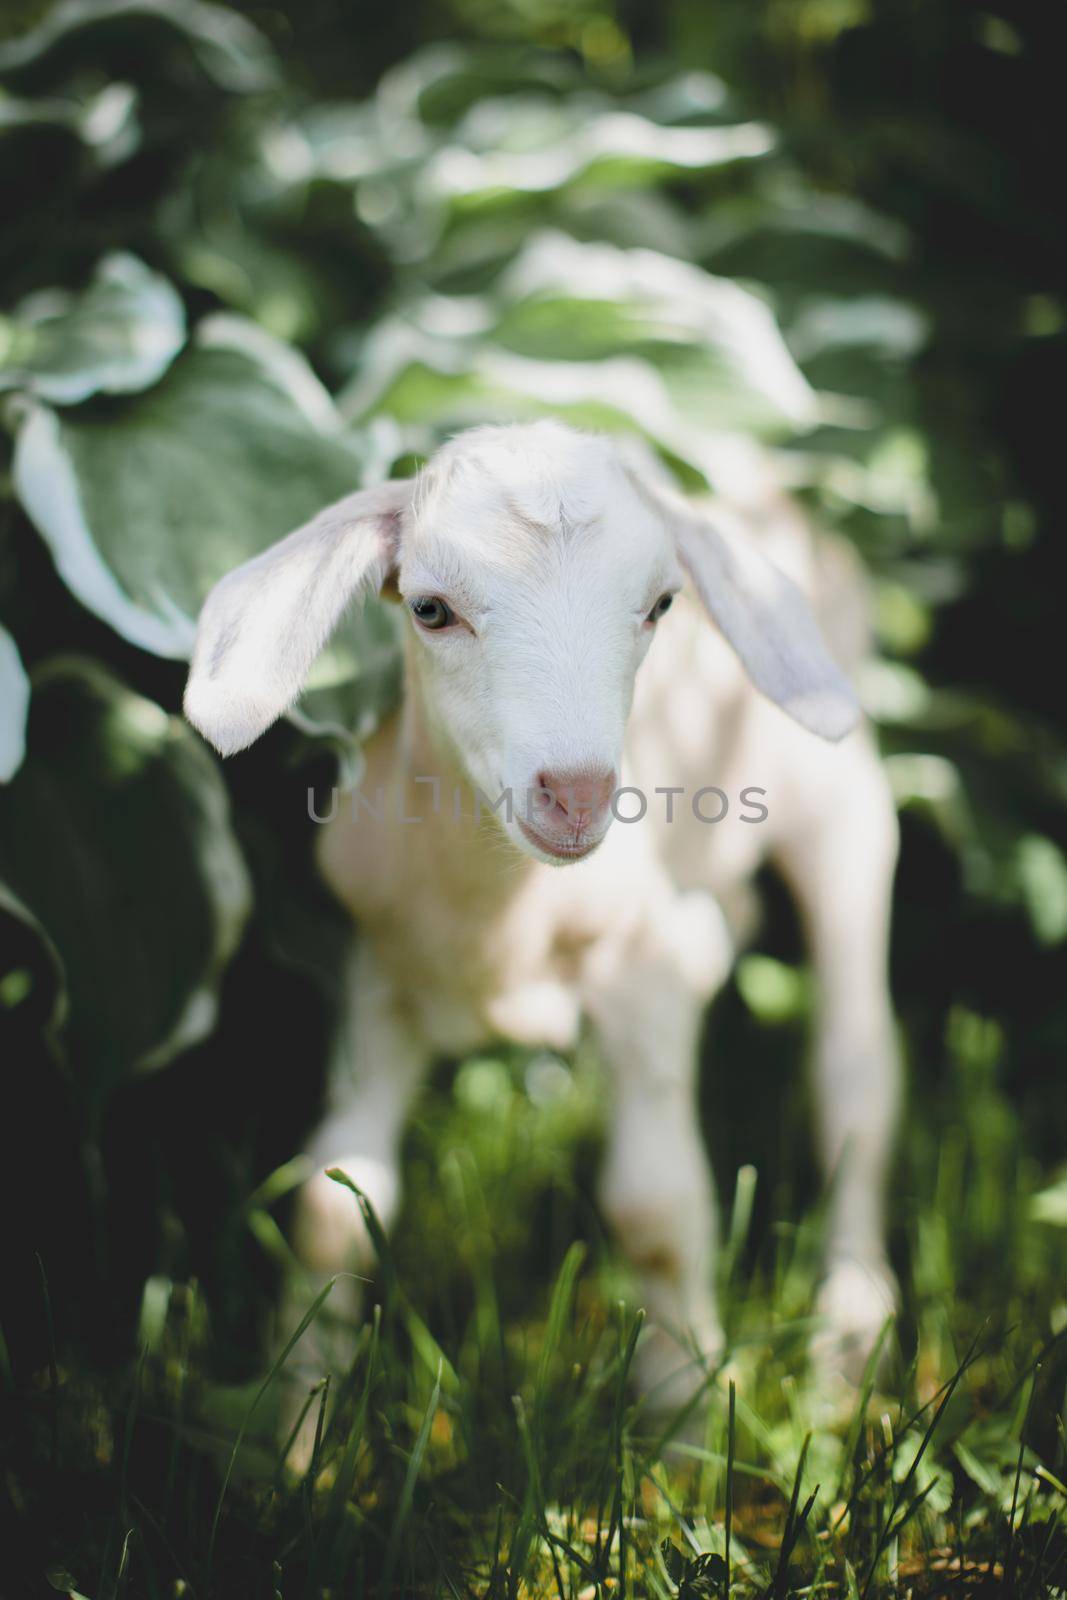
<box><xmin>186</xmin><ymin>422</ymin><xmax>900</xmax><ymax>1414</ymax></box>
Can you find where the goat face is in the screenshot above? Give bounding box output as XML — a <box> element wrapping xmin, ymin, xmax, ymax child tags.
<box><xmin>184</xmin><ymin>419</ymin><xmax>858</xmax><ymax>865</ymax></box>
<box><xmin>396</xmin><ymin>423</ymin><xmax>680</xmax><ymax>862</ymax></box>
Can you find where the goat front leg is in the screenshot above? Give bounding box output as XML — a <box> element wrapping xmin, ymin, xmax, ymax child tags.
<box><xmin>775</xmin><ymin>736</ymin><xmax>901</xmax><ymax>1381</ymax></box>
<box><xmin>584</xmin><ymin>890</ymin><xmax>732</xmax><ymax>1408</ymax></box>
<box><xmin>282</xmin><ymin>945</ymin><xmax>427</xmax><ymax>1461</ymax></box>
<box><xmin>292</xmin><ymin>952</ymin><xmax>426</xmax><ymax>1279</ymax></box>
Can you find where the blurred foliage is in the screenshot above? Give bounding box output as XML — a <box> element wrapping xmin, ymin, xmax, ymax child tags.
<box><xmin>0</xmin><ymin>0</ymin><xmax>1066</xmax><ymax>1594</ymax></box>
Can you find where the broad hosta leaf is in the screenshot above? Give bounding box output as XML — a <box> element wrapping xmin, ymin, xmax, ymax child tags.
<box><xmin>498</xmin><ymin>234</ymin><xmax>814</xmax><ymax>425</ymax></box>
<box><xmin>1031</xmin><ymin>1170</ymin><xmax>1067</xmax><ymax>1227</ymax></box>
<box><xmin>286</xmin><ymin>66</ymin><xmax>760</xmax><ymax>198</ymax></box>
<box><xmin>0</xmin><ymin>0</ymin><xmax>278</xmax><ymax>95</ymax></box>
<box><xmin>0</xmin><ymin>79</ymin><xmax>139</xmax><ymax>165</ymax></box>
<box><xmin>698</xmin><ymin>181</ymin><xmax>912</xmax><ymax>310</ymax></box>
<box><xmin>0</xmin><ymin>659</ymin><xmax>251</xmax><ymax>1088</ymax></box>
<box><xmin>0</xmin><ymin>253</ymin><xmax>186</xmax><ymax>405</ymax></box>
<box><xmin>341</xmin><ymin>231</ymin><xmax>816</xmax><ymax>480</ymax></box>
<box><xmin>283</xmin><ymin>65</ymin><xmax>770</xmax><ymax>277</ymax></box>
<box><xmin>364</xmin><ymin>41</ymin><xmax>583</xmax><ymax>128</ymax></box>
<box><xmin>13</xmin><ymin>314</ymin><xmax>403</xmax><ymax>756</ymax></box>
<box><xmin>422</xmin><ymin>100</ymin><xmax>773</xmax><ymax>204</ymax></box>
<box><xmin>0</xmin><ymin>876</ymin><xmax>66</xmax><ymax>1037</ymax></box>
<box><xmin>788</xmin><ymin>297</ymin><xmax>928</xmax><ymax>363</ymax></box>
<box><xmin>0</xmin><ymin>625</ymin><xmax>30</xmax><ymax>782</ymax></box>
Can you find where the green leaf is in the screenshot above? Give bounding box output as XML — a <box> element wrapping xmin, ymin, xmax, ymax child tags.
<box><xmin>1015</xmin><ymin>834</ymin><xmax>1067</xmax><ymax>946</ymax></box>
<box><xmin>735</xmin><ymin>953</ymin><xmax>808</xmax><ymax>1024</ymax></box>
<box><xmin>0</xmin><ymin>0</ymin><xmax>278</xmax><ymax>95</ymax></box>
<box><xmin>424</xmin><ymin>101</ymin><xmax>774</xmax><ymax>205</ymax></box>
<box><xmin>0</xmin><ymin>624</ymin><xmax>29</xmax><ymax>782</ymax></box>
<box><xmin>343</xmin><ymin>232</ymin><xmax>816</xmax><ymax>478</ymax></box>
<box><xmin>0</xmin><ymin>79</ymin><xmax>139</xmax><ymax>167</ymax></box>
<box><xmin>1031</xmin><ymin>1170</ymin><xmax>1067</xmax><ymax>1227</ymax></box>
<box><xmin>13</xmin><ymin>315</ymin><xmax>403</xmax><ymax>755</ymax></box>
<box><xmin>0</xmin><ymin>876</ymin><xmax>67</xmax><ymax>1034</ymax></box>
<box><xmin>288</xmin><ymin>60</ymin><xmax>762</xmax><ymax>188</ymax></box>
<box><xmin>0</xmin><ymin>658</ymin><xmax>251</xmax><ymax>1090</ymax></box>
<box><xmin>680</xmin><ymin>1550</ymin><xmax>728</xmax><ymax>1599</ymax></box>
<box><xmin>0</xmin><ymin>253</ymin><xmax>185</xmax><ymax>405</ymax></box>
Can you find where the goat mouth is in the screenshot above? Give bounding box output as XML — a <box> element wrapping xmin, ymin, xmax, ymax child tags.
<box><xmin>516</xmin><ymin>816</ymin><xmax>602</xmax><ymax>863</ymax></box>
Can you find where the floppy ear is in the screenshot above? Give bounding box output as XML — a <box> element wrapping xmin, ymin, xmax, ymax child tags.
<box><xmin>629</xmin><ymin>468</ymin><xmax>859</xmax><ymax>742</ymax></box>
<box><xmin>184</xmin><ymin>478</ymin><xmax>412</xmax><ymax>756</ymax></box>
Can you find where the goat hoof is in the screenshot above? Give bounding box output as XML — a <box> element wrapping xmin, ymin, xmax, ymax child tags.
<box><xmin>810</xmin><ymin>1257</ymin><xmax>898</xmax><ymax>1389</ymax></box>
<box><xmin>634</xmin><ymin>1317</ymin><xmax>725</xmax><ymax>1415</ymax></box>
<box><xmin>291</xmin><ymin>1155</ymin><xmax>398</xmax><ymax>1275</ymax></box>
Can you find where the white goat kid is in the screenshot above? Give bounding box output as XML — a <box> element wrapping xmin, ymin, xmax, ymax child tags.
<box><xmin>185</xmin><ymin>420</ymin><xmax>900</xmax><ymax>1407</ymax></box>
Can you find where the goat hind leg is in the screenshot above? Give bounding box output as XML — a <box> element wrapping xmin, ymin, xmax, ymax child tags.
<box><xmin>774</xmin><ymin>739</ymin><xmax>902</xmax><ymax>1381</ymax></box>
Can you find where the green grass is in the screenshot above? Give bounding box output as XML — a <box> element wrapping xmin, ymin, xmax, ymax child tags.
<box><xmin>2</xmin><ymin>1032</ymin><xmax>1066</xmax><ymax>1599</ymax></box>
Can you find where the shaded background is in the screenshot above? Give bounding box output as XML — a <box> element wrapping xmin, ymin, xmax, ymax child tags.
<box><xmin>1</xmin><ymin>0</ymin><xmax>1066</xmax><ymax>1593</ymax></box>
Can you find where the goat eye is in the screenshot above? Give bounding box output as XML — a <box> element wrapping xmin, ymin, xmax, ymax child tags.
<box><xmin>647</xmin><ymin>593</ymin><xmax>674</xmax><ymax>624</ymax></box>
<box><xmin>410</xmin><ymin>596</ymin><xmax>456</xmax><ymax>631</ymax></box>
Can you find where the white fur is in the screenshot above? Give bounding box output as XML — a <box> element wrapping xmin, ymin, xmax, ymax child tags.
<box><xmin>185</xmin><ymin>420</ymin><xmax>899</xmax><ymax>1435</ymax></box>
<box><xmin>184</xmin><ymin>479</ymin><xmax>409</xmax><ymax>756</ymax></box>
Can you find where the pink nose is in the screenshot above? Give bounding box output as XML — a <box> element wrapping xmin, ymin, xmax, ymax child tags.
<box><xmin>535</xmin><ymin>767</ymin><xmax>617</xmax><ymax>828</ymax></box>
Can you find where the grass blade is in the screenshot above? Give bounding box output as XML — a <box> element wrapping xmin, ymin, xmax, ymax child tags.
<box><xmin>770</xmin><ymin>1432</ymin><xmax>810</xmax><ymax>1600</ymax></box>
<box><xmin>535</xmin><ymin>1241</ymin><xmax>585</xmax><ymax>1412</ymax></box>
<box><xmin>314</xmin><ymin>1306</ymin><xmax>381</xmax><ymax>1584</ymax></box>
<box><xmin>515</xmin><ymin>1392</ymin><xmax>567</xmax><ymax>1600</ymax></box>
<box><xmin>725</xmin><ymin>1378</ymin><xmax>736</xmax><ymax>1599</ymax></box>
<box><xmin>207</xmin><ymin>1274</ymin><xmax>340</xmax><ymax>1578</ymax></box>
<box><xmin>835</xmin><ymin>1316</ymin><xmax>893</xmax><ymax>1503</ymax></box>
<box><xmin>860</xmin><ymin>1326</ymin><xmax>982</xmax><ymax>1598</ymax></box>
<box><xmin>380</xmin><ymin>1360</ymin><xmax>442</xmax><ymax>1597</ymax></box>
<box><xmin>325</xmin><ymin>1168</ymin><xmax>397</xmax><ymax>1309</ymax></box>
